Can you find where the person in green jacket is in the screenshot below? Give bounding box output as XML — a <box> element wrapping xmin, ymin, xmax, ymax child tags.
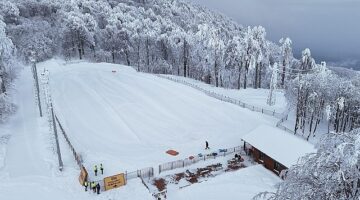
<box><xmin>94</xmin><ymin>165</ymin><xmax>98</xmax><ymax>176</ymax></box>
<box><xmin>100</xmin><ymin>164</ymin><xmax>104</xmax><ymax>175</ymax></box>
<box><xmin>91</xmin><ymin>182</ymin><xmax>96</xmax><ymax>193</ymax></box>
<box><xmin>83</xmin><ymin>181</ymin><xmax>88</xmax><ymax>191</ymax></box>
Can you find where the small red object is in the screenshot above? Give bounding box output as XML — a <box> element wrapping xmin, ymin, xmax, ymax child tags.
<box><xmin>166</xmin><ymin>150</ymin><xmax>179</xmax><ymax>156</ymax></box>
<box><xmin>189</xmin><ymin>156</ymin><xmax>194</xmax><ymax>160</ymax></box>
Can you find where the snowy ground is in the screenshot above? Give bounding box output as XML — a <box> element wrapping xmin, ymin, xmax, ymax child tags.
<box><xmin>168</xmin><ymin>165</ymin><xmax>281</xmax><ymax>200</ymax></box>
<box><xmin>38</xmin><ymin>59</ymin><xmax>279</xmax><ymax>177</ymax></box>
<box><xmin>161</xmin><ymin>75</ymin><xmax>288</xmax><ymax>114</ymax></box>
<box><xmin>0</xmin><ymin>59</ymin><xmax>286</xmax><ymax>200</ymax></box>
<box><xmin>0</xmin><ymin>66</ymin><xmax>153</xmax><ymax>200</ymax></box>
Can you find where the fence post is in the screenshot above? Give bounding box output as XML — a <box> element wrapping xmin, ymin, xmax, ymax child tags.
<box><xmin>32</xmin><ymin>62</ymin><xmax>43</xmax><ymax>117</ymax></box>
<box><xmin>51</xmin><ymin>104</ymin><xmax>63</xmax><ymax>171</ymax></box>
<box><xmin>273</xmin><ymin>110</ymin><xmax>275</xmax><ymax>116</ymax></box>
<box><xmin>159</xmin><ymin>165</ymin><xmax>161</xmax><ymax>174</ymax></box>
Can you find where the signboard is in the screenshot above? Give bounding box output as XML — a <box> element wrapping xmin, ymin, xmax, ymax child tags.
<box><xmin>79</xmin><ymin>166</ymin><xmax>88</xmax><ymax>185</ymax></box>
<box><xmin>104</xmin><ymin>173</ymin><xmax>126</xmax><ymax>191</ymax></box>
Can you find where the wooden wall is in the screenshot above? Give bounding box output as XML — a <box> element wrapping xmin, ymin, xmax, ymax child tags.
<box><xmin>249</xmin><ymin>146</ymin><xmax>287</xmax><ymax>176</ymax></box>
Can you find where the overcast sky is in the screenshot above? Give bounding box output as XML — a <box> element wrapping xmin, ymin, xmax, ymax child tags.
<box><xmin>188</xmin><ymin>0</ymin><xmax>360</xmax><ymax>69</ymax></box>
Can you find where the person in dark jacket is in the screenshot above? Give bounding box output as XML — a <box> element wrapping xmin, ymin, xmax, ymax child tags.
<box><xmin>205</xmin><ymin>141</ymin><xmax>210</xmax><ymax>149</ymax></box>
<box><xmin>96</xmin><ymin>183</ymin><xmax>101</xmax><ymax>194</ymax></box>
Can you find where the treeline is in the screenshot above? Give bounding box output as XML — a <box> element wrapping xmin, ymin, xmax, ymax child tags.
<box><xmin>0</xmin><ymin>0</ymin><xmax>359</xmax><ymax>133</ymax></box>
<box><xmin>2</xmin><ymin>0</ymin><xmax>292</xmax><ymax>90</ymax></box>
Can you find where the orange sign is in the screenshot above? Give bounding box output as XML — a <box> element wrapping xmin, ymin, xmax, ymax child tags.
<box><xmin>103</xmin><ymin>173</ymin><xmax>126</xmax><ymax>191</ymax></box>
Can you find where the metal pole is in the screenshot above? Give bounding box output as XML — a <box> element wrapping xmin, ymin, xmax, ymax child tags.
<box><xmin>33</xmin><ymin>62</ymin><xmax>43</xmax><ymax>117</ymax></box>
<box><xmin>51</xmin><ymin>103</ymin><xmax>63</xmax><ymax>171</ymax></box>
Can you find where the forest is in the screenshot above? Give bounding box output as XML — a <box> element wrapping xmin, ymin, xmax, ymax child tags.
<box><xmin>0</xmin><ymin>0</ymin><xmax>359</xmax><ymax>135</ymax></box>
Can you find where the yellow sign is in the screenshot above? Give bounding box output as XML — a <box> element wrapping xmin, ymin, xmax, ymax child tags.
<box><xmin>79</xmin><ymin>167</ymin><xmax>88</xmax><ymax>185</ymax></box>
<box><xmin>103</xmin><ymin>173</ymin><xmax>126</xmax><ymax>191</ymax></box>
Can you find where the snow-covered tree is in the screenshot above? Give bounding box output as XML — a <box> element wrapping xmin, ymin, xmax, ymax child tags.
<box><xmin>256</xmin><ymin>128</ymin><xmax>360</xmax><ymax>200</ymax></box>
<box><xmin>279</xmin><ymin>37</ymin><xmax>293</xmax><ymax>87</ymax></box>
<box><xmin>267</xmin><ymin>62</ymin><xmax>278</xmax><ymax>106</ymax></box>
<box><xmin>0</xmin><ymin>19</ymin><xmax>16</xmax><ymax>122</ymax></box>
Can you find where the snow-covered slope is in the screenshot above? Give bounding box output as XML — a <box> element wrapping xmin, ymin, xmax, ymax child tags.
<box><xmin>1</xmin><ymin>60</ymin><xmax>285</xmax><ymax>200</ymax></box>
<box><xmin>161</xmin><ymin>75</ymin><xmax>287</xmax><ymax>114</ymax></box>
<box><xmin>40</xmin><ymin>60</ymin><xmax>278</xmax><ymax>176</ymax></box>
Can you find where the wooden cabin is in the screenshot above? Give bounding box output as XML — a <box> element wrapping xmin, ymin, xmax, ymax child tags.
<box><xmin>241</xmin><ymin>125</ymin><xmax>315</xmax><ymax>177</ymax></box>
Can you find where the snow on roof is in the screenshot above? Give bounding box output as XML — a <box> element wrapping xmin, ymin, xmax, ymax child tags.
<box><xmin>241</xmin><ymin>125</ymin><xmax>316</xmax><ymax>168</ymax></box>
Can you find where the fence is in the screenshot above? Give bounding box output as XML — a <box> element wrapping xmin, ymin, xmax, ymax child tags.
<box><xmin>276</xmin><ymin>114</ymin><xmax>295</xmax><ymax>134</ymax></box>
<box><xmin>158</xmin><ymin>146</ymin><xmax>243</xmax><ymax>174</ymax></box>
<box><xmin>157</xmin><ymin>75</ymin><xmax>283</xmax><ymax>118</ymax></box>
<box><xmin>125</xmin><ymin>167</ymin><xmax>155</xmax><ymax>181</ymax></box>
<box><xmin>55</xmin><ymin>115</ymin><xmax>84</xmax><ymax>168</ymax></box>
<box><xmin>40</xmin><ymin>69</ymin><xmax>63</xmax><ymax>171</ymax></box>
<box><xmin>31</xmin><ymin>62</ymin><xmax>42</xmax><ymax>117</ymax></box>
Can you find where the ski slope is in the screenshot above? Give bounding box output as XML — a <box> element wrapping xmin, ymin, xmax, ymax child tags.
<box><xmin>40</xmin><ymin>60</ymin><xmax>279</xmax><ymax>176</ymax></box>
<box><xmin>0</xmin><ymin>65</ymin><xmax>153</xmax><ymax>200</ymax></box>
<box><xmin>0</xmin><ymin>60</ymin><xmax>286</xmax><ymax>200</ymax></box>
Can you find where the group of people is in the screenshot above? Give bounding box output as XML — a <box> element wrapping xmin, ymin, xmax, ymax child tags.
<box><xmin>94</xmin><ymin>164</ymin><xmax>104</xmax><ymax>176</ymax></box>
<box><xmin>82</xmin><ymin>163</ymin><xmax>105</xmax><ymax>195</ymax></box>
<box><xmin>83</xmin><ymin>181</ymin><xmax>101</xmax><ymax>194</ymax></box>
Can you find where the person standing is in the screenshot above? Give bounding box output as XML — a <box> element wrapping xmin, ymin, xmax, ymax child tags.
<box><xmin>96</xmin><ymin>183</ymin><xmax>101</xmax><ymax>195</ymax></box>
<box><xmin>94</xmin><ymin>165</ymin><xmax>98</xmax><ymax>176</ymax></box>
<box><xmin>91</xmin><ymin>182</ymin><xmax>96</xmax><ymax>193</ymax></box>
<box><xmin>84</xmin><ymin>181</ymin><xmax>88</xmax><ymax>191</ymax></box>
<box><xmin>100</xmin><ymin>164</ymin><xmax>104</xmax><ymax>175</ymax></box>
<box><xmin>205</xmin><ymin>141</ymin><xmax>210</xmax><ymax>150</ymax></box>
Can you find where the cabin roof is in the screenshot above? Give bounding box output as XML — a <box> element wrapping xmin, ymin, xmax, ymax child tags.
<box><xmin>241</xmin><ymin>125</ymin><xmax>316</xmax><ymax>168</ymax></box>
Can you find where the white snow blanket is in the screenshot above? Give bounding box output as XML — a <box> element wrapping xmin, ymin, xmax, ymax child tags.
<box><xmin>169</xmin><ymin>165</ymin><xmax>281</xmax><ymax>200</ymax></box>
<box><xmin>242</xmin><ymin>125</ymin><xmax>316</xmax><ymax>168</ymax></box>
<box><xmin>40</xmin><ymin>60</ymin><xmax>278</xmax><ymax>175</ymax></box>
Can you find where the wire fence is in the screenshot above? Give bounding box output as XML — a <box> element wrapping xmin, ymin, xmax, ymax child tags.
<box><xmin>157</xmin><ymin>75</ymin><xmax>283</xmax><ymax>118</ymax></box>
<box><xmin>55</xmin><ymin>115</ymin><xmax>84</xmax><ymax>169</ymax></box>
<box><xmin>158</xmin><ymin>146</ymin><xmax>243</xmax><ymax>174</ymax></box>
<box><xmin>40</xmin><ymin>69</ymin><xmax>63</xmax><ymax>171</ymax></box>
<box><xmin>31</xmin><ymin>62</ymin><xmax>42</xmax><ymax>117</ymax></box>
<box><xmin>276</xmin><ymin>114</ymin><xmax>295</xmax><ymax>134</ymax></box>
